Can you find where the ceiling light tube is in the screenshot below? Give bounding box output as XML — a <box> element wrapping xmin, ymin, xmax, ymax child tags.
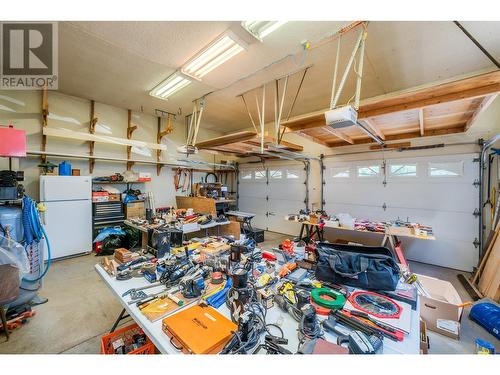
<box><xmin>242</xmin><ymin>21</ymin><xmax>287</xmax><ymax>41</ymax></box>
<box><xmin>149</xmin><ymin>72</ymin><xmax>192</xmax><ymax>100</ymax></box>
<box><xmin>181</xmin><ymin>31</ymin><xmax>247</xmax><ymax>80</ymax></box>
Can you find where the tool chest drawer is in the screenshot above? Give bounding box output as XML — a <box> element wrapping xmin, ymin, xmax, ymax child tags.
<box><xmin>93</xmin><ymin>201</ymin><xmax>125</xmax><ymax>224</ymax></box>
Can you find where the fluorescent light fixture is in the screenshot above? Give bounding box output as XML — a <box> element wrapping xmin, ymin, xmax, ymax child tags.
<box><xmin>150</xmin><ymin>72</ymin><xmax>191</xmax><ymax>100</ymax></box>
<box><xmin>242</xmin><ymin>21</ymin><xmax>287</xmax><ymax>41</ymax></box>
<box><xmin>181</xmin><ymin>31</ymin><xmax>246</xmax><ymax>80</ymax></box>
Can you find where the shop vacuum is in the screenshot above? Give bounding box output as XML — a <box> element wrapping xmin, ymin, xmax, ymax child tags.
<box><xmin>0</xmin><ymin>126</ymin><xmax>51</xmax><ymax>308</ymax></box>
<box><xmin>0</xmin><ymin>172</ymin><xmax>52</xmax><ymax>308</ymax></box>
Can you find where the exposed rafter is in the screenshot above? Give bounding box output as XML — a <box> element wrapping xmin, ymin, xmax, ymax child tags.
<box><xmin>465</xmin><ymin>94</ymin><xmax>498</xmax><ymax>131</ymax></box>
<box><xmin>323</xmin><ymin>127</ymin><xmax>354</xmax><ymax>144</ymax></box>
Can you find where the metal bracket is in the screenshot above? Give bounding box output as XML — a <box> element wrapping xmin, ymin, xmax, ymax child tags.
<box><xmin>473</xmin><ymin>209</ymin><xmax>481</xmax><ymax>217</ymax></box>
<box><xmin>382</xmin><ymin>203</ymin><xmax>387</xmax><ymax>211</ymax></box>
<box><xmin>473</xmin><ymin>179</ymin><xmax>481</xmax><ymax>188</ymax></box>
<box><xmin>473</xmin><ymin>238</ymin><xmax>480</xmax><ymax>248</ymax></box>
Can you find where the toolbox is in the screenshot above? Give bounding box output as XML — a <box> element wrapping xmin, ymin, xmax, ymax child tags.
<box><xmin>247</xmin><ymin>228</ymin><xmax>264</xmax><ymax>243</ymax></box>
<box><xmin>162</xmin><ymin>303</ymin><xmax>237</xmax><ymax>354</ymax></box>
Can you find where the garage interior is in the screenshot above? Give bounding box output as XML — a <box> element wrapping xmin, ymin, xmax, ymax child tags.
<box><xmin>0</xmin><ymin>19</ymin><xmax>499</xmax><ymax>356</ymax></box>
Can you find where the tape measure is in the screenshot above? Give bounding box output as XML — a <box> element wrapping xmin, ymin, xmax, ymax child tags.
<box><xmin>311</xmin><ymin>288</ymin><xmax>346</xmax><ymax>310</ymax></box>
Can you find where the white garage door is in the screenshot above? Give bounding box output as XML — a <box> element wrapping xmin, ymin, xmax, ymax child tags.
<box><xmin>238</xmin><ymin>163</ymin><xmax>307</xmax><ymax>235</ymax></box>
<box><xmin>324</xmin><ymin>153</ymin><xmax>479</xmax><ymax>271</ymax></box>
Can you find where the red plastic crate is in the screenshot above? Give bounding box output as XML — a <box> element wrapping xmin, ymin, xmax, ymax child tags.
<box><xmin>100</xmin><ymin>323</ymin><xmax>155</xmax><ymax>354</ymax></box>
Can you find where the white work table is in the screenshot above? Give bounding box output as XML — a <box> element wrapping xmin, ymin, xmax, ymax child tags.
<box><xmin>95</xmin><ymin>264</ymin><xmax>420</xmax><ymax>354</ymax></box>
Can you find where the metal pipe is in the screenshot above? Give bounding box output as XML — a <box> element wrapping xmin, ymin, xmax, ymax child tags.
<box><xmin>274</xmin><ymin>79</ymin><xmax>279</xmax><ymax>141</ymax></box>
<box><xmin>331</xmin><ymin>29</ymin><xmax>364</xmax><ymax>109</ymax></box>
<box><xmin>266</xmin><ymin>146</ymin><xmax>321</xmax><ymax>161</ymax></box>
<box><xmin>322</xmin><ymin>141</ymin><xmax>478</xmax><ymax>158</ymax></box>
<box><xmin>330</xmin><ymin>37</ymin><xmax>342</xmax><ymax>110</ymax></box>
<box><xmin>261</xmin><ymin>84</ymin><xmax>266</xmax><ymax>153</ymax></box>
<box><xmin>241</xmin><ymin>95</ymin><xmax>259</xmax><ymax>134</ymax></box>
<box><xmin>303</xmin><ymin>160</ymin><xmax>310</xmax><ymax>210</ymax></box>
<box><xmin>286</xmin><ymin>67</ymin><xmax>309</xmax><ymax>122</ymax></box>
<box><xmin>277</xmin><ymin>75</ymin><xmax>288</xmax><ymax>142</ymax></box>
<box><xmin>356</xmin><ymin>121</ymin><xmax>384</xmax><ymax>145</ymax></box>
<box><xmin>454</xmin><ymin>21</ymin><xmax>500</xmax><ymax>69</ymax></box>
<box><xmin>354</xmin><ymin>31</ymin><xmax>367</xmax><ymax>110</ymax></box>
<box><xmin>479</xmin><ymin>133</ymin><xmax>500</xmax><ymax>255</ymax></box>
<box><xmin>319</xmin><ymin>155</ymin><xmax>325</xmax><ymax>211</ymax></box>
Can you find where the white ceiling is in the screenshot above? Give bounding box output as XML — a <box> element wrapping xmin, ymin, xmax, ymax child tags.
<box><xmin>57</xmin><ymin>21</ymin><xmax>500</xmax><ymax>134</ymax></box>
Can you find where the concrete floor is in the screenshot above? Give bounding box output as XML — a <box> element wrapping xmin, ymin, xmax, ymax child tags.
<box><xmin>0</xmin><ymin>231</ymin><xmax>498</xmax><ymax>354</ymax></box>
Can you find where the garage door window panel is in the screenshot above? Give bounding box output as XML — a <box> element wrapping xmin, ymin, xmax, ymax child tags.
<box><xmin>357</xmin><ymin>165</ymin><xmax>381</xmax><ymax>178</ymax></box>
<box><xmin>389</xmin><ymin>164</ymin><xmax>417</xmax><ymax>177</ymax></box>
<box><xmin>428</xmin><ymin>161</ymin><xmax>464</xmax><ymax>177</ymax></box>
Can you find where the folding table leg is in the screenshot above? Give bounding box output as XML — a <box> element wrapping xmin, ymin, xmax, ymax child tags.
<box><xmin>110</xmin><ymin>308</ymin><xmax>130</xmax><ymax>333</ymax></box>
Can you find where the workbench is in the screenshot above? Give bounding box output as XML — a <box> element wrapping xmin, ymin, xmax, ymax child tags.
<box><xmin>94</xmin><ymin>264</ymin><xmax>421</xmax><ymax>354</ymax></box>
<box><xmin>324</xmin><ymin>224</ymin><xmax>435</xmax><ymax>270</ymax></box>
<box><xmin>124</xmin><ymin>220</ymin><xmax>232</xmax><ymax>249</ymax></box>
<box><xmin>296</xmin><ymin>221</ymin><xmax>325</xmax><ymax>243</ymax></box>
<box><xmin>225</xmin><ymin>211</ymin><xmax>256</xmax><ymax>237</ymax></box>
<box><xmin>288</xmin><ymin>217</ymin><xmax>435</xmax><ymax>269</ymax></box>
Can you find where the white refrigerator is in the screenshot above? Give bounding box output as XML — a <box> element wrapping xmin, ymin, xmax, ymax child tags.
<box><xmin>39</xmin><ymin>175</ymin><xmax>92</xmax><ymax>259</ymax></box>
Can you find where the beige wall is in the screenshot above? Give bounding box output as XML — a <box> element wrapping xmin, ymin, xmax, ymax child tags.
<box><xmin>0</xmin><ymin>90</ymin><xmax>232</xmax><ymax>207</ymax></box>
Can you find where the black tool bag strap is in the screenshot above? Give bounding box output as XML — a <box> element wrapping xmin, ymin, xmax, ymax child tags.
<box><xmin>328</xmin><ymin>254</ymin><xmax>370</xmax><ymax>277</ymax></box>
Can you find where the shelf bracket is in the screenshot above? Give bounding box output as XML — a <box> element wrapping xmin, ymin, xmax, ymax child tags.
<box><xmin>156</xmin><ymin>114</ymin><xmax>174</xmax><ymax>176</ymax></box>
<box><xmin>126</xmin><ymin>109</ymin><xmax>137</xmax><ymax>171</ymax></box>
<box><xmin>41</xmin><ymin>87</ymin><xmax>49</xmax><ymax>164</ymax></box>
<box><xmin>89</xmin><ymin>100</ymin><xmax>98</xmax><ymax>173</ymax></box>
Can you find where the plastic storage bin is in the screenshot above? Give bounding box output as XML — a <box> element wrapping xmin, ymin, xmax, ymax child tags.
<box><xmin>100</xmin><ymin>323</ymin><xmax>155</xmax><ymax>354</ymax></box>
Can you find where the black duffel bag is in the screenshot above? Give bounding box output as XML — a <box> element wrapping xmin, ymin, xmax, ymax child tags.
<box><xmin>315</xmin><ymin>242</ymin><xmax>400</xmax><ymax>291</ymax></box>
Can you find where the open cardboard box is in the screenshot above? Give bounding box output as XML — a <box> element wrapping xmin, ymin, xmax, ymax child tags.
<box><xmin>417</xmin><ymin>274</ymin><xmax>463</xmax><ymax>340</ymax></box>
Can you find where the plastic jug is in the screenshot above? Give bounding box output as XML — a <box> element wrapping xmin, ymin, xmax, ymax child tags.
<box><xmin>58</xmin><ymin>161</ymin><xmax>72</xmax><ymax>176</ymax></box>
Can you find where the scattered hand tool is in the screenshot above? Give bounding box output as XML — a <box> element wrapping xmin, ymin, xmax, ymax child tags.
<box><xmin>335</xmin><ymin>310</ymin><xmax>404</xmax><ymax>342</ymax></box>
<box><xmin>122</xmin><ymin>282</ymin><xmax>163</xmax><ymax>297</ymax></box>
<box><xmin>337</xmin><ymin>330</ymin><xmax>383</xmax><ymax>354</ymax></box>
<box><xmin>278</xmin><ymin>262</ymin><xmax>297</xmax><ymax>278</ymax></box>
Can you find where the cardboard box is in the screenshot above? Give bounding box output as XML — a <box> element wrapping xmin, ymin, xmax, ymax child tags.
<box><xmin>125</xmin><ymin>201</ymin><xmax>145</xmax><ymax>219</ymax></box>
<box><xmin>417</xmin><ymin>274</ymin><xmax>463</xmax><ymax>339</ymax></box>
<box><xmin>420</xmin><ymin>319</ymin><xmax>429</xmax><ymax>354</ymax></box>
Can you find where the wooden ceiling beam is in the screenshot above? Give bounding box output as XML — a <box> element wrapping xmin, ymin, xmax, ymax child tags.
<box><xmin>358</xmin><ymin>83</ymin><xmax>499</xmax><ymax>119</ymax></box>
<box><xmin>326</xmin><ymin>125</ymin><xmax>466</xmax><ymax>147</ymax></box>
<box><xmin>282</xmin><ymin>71</ymin><xmax>500</xmax><ymax>132</ymax></box>
<box><xmin>323</xmin><ymin>126</ymin><xmax>354</xmax><ymax>144</ymax></box>
<box><xmin>362</xmin><ymin>118</ymin><xmax>385</xmax><ymax>140</ymax></box>
<box><xmin>465</xmin><ymin>94</ymin><xmax>498</xmax><ymax>131</ymax></box>
<box><xmin>296</xmin><ymin>131</ymin><xmax>331</xmax><ymax>147</ymax></box>
<box><xmin>195</xmin><ymin>131</ymin><xmax>257</xmax><ymax>149</ymax></box>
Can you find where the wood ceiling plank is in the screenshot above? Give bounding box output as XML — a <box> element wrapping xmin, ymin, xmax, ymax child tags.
<box><xmin>323</xmin><ymin>126</ymin><xmax>354</xmax><ymax>144</ymax></box>
<box><xmin>465</xmin><ymin>94</ymin><xmax>498</xmax><ymax>131</ymax></box>
<box><xmin>326</xmin><ymin>125</ymin><xmax>466</xmax><ymax>147</ymax></box>
<box><xmin>282</xmin><ymin>71</ymin><xmax>500</xmax><ymax>132</ymax></box>
<box><xmin>195</xmin><ymin>131</ymin><xmax>257</xmax><ymax>149</ymax></box>
<box><xmin>296</xmin><ymin>131</ymin><xmax>331</xmax><ymax>147</ymax></box>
